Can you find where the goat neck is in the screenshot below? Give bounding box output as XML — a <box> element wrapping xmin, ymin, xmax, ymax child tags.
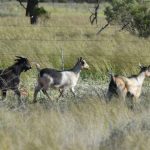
<box><xmin>136</xmin><ymin>71</ymin><xmax>146</xmax><ymax>85</ymax></box>
<box><xmin>10</xmin><ymin>63</ymin><xmax>25</xmax><ymax>75</ymax></box>
<box><xmin>71</xmin><ymin>61</ymin><xmax>82</xmax><ymax>74</ymax></box>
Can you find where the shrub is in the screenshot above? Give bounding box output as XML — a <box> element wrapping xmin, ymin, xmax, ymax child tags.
<box><xmin>33</xmin><ymin>6</ymin><xmax>47</xmax><ymax>16</ymax></box>
<box><xmin>104</xmin><ymin>0</ymin><xmax>150</xmax><ymax>37</ymax></box>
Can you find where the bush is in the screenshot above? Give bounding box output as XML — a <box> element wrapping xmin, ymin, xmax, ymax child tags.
<box><xmin>34</xmin><ymin>6</ymin><xmax>47</xmax><ymax>16</ymax></box>
<box><xmin>132</xmin><ymin>5</ymin><xmax>150</xmax><ymax>37</ymax></box>
<box><xmin>104</xmin><ymin>0</ymin><xmax>150</xmax><ymax>37</ymax></box>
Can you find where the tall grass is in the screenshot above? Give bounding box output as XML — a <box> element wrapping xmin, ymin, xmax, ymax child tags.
<box><xmin>0</xmin><ymin>98</ymin><xmax>150</xmax><ymax>150</ymax></box>
<box><xmin>0</xmin><ymin>2</ymin><xmax>150</xmax><ymax>79</ymax></box>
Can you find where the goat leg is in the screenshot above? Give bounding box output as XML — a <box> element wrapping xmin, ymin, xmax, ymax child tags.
<box><xmin>57</xmin><ymin>89</ymin><xmax>64</xmax><ymax>102</ymax></box>
<box><xmin>70</xmin><ymin>87</ymin><xmax>76</xmax><ymax>98</ymax></box>
<box><xmin>106</xmin><ymin>91</ymin><xmax>113</xmax><ymax>102</ymax></box>
<box><xmin>42</xmin><ymin>89</ymin><xmax>52</xmax><ymax>102</ymax></box>
<box><xmin>33</xmin><ymin>85</ymin><xmax>41</xmax><ymax>103</ymax></box>
<box><xmin>14</xmin><ymin>88</ymin><xmax>22</xmax><ymax>106</ymax></box>
<box><xmin>1</xmin><ymin>90</ymin><xmax>7</xmax><ymax>100</ymax></box>
<box><xmin>126</xmin><ymin>92</ymin><xmax>134</xmax><ymax>110</ymax></box>
<box><xmin>57</xmin><ymin>88</ymin><xmax>66</xmax><ymax>102</ymax></box>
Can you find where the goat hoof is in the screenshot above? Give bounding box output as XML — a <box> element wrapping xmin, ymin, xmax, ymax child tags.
<box><xmin>32</xmin><ymin>99</ymin><xmax>38</xmax><ymax>103</ymax></box>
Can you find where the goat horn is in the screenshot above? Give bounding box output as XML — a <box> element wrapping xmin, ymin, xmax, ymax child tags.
<box><xmin>15</xmin><ymin>56</ymin><xmax>22</xmax><ymax>58</ymax></box>
<box><xmin>80</xmin><ymin>57</ymin><xmax>83</xmax><ymax>60</ymax></box>
<box><xmin>15</xmin><ymin>56</ymin><xmax>26</xmax><ymax>59</ymax></box>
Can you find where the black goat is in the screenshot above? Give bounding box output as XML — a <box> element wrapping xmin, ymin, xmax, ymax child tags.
<box><xmin>0</xmin><ymin>56</ymin><xmax>31</xmax><ymax>104</ymax></box>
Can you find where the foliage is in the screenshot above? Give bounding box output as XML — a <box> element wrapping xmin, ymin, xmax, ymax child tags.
<box><xmin>34</xmin><ymin>6</ymin><xmax>48</xmax><ymax>16</ymax></box>
<box><xmin>104</xmin><ymin>0</ymin><xmax>150</xmax><ymax>37</ymax></box>
<box><xmin>0</xmin><ymin>0</ymin><xmax>109</xmax><ymax>2</ymax></box>
<box><xmin>0</xmin><ymin>2</ymin><xmax>150</xmax><ymax>79</ymax></box>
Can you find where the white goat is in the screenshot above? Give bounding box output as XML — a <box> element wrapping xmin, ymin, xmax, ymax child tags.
<box><xmin>33</xmin><ymin>57</ymin><xmax>89</xmax><ymax>103</ymax></box>
<box><xmin>107</xmin><ymin>64</ymin><xmax>150</xmax><ymax>104</ymax></box>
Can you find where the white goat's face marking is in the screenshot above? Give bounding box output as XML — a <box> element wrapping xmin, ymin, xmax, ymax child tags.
<box><xmin>80</xmin><ymin>59</ymin><xmax>89</xmax><ymax>70</ymax></box>
<box><xmin>140</xmin><ymin>65</ymin><xmax>150</xmax><ymax>77</ymax></box>
<box><xmin>145</xmin><ymin>69</ymin><xmax>150</xmax><ymax>77</ymax></box>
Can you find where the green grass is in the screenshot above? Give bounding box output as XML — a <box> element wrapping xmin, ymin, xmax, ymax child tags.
<box><xmin>0</xmin><ymin>1</ymin><xmax>150</xmax><ymax>79</ymax></box>
<box><xmin>0</xmin><ymin>2</ymin><xmax>150</xmax><ymax>150</ymax></box>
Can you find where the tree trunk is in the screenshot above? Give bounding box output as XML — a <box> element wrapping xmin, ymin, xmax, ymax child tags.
<box><xmin>26</xmin><ymin>0</ymin><xmax>39</xmax><ymax>24</ymax></box>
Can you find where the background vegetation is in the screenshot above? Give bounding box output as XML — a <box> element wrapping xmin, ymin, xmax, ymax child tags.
<box><xmin>0</xmin><ymin>1</ymin><xmax>150</xmax><ymax>79</ymax></box>
<box><xmin>0</xmin><ymin>1</ymin><xmax>150</xmax><ymax>150</ymax></box>
<box><xmin>105</xmin><ymin>0</ymin><xmax>150</xmax><ymax>37</ymax></box>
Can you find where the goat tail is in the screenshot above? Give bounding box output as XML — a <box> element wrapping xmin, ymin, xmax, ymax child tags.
<box><xmin>108</xmin><ymin>70</ymin><xmax>114</xmax><ymax>78</ymax></box>
<box><xmin>108</xmin><ymin>70</ymin><xmax>116</xmax><ymax>83</ymax></box>
<box><xmin>35</xmin><ymin>63</ymin><xmax>41</xmax><ymax>72</ymax></box>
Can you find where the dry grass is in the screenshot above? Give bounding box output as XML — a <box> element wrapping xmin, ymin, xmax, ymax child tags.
<box><xmin>0</xmin><ymin>97</ymin><xmax>150</xmax><ymax>150</ymax></box>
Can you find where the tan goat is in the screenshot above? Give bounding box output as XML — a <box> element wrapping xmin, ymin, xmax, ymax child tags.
<box><xmin>107</xmin><ymin>64</ymin><xmax>150</xmax><ymax>104</ymax></box>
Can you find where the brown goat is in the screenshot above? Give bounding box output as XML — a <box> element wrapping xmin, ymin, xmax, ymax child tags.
<box><xmin>107</xmin><ymin>64</ymin><xmax>150</xmax><ymax>104</ymax></box>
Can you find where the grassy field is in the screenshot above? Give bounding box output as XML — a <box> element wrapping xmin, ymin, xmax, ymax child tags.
<box><xmin>0</xmin><ymin>1</ymin><xmax>150</xmax><ymax>150</ymax></box>
<box><xmin>0</xmin><ymin>99</ymin><xmax>150</xmax><ymax>150</ymax></box>
<box><xmin>0</xmin><ymin>2</ymin><xmax>150</xmax><ymax>79</ymax></box>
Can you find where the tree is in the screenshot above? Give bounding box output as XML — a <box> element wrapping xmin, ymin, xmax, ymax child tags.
<box><xmin>17</xmin><ymin>0</ymin><xmax>48</xmax><ymax>24</ymax></box>
<box><xmin>89</xmin><ymin>0</ymin><xmax>100</xmax><ymax>25</ymax></box>
<box><xmin>98</xmin><ymin>0</ymin><xmax>150</xmax><ymax>38</ymax></box>
<box><xmin>26</xmin><ymin>0</ymin><xmax>39</xmax><ymax>24</ymax></box>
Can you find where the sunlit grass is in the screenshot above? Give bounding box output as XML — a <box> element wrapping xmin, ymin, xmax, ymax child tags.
<box><xmin>0</xmin><ymin>2</ymin><xmax>150</xmax><ymax>79</ymax></box>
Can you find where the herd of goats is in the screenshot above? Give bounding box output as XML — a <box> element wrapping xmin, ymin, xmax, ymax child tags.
<box><xmin>0</xmin><ymin>56</ymin><xmax>150</xmax><ymax>108</ymax></box>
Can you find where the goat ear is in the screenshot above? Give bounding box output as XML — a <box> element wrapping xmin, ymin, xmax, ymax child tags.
<box><xmin>139</xmin><ymin>63</ymin><xmax>143</xmax><ymax>68</ymax></box>
<box><xmin>78</xmin><ymin>57</ymin><xmax>83</xmax><ymax>62</ymax></box>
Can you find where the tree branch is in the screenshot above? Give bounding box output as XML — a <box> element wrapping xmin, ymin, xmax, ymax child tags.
<box><xmin>96</xmin><ymin>20</ymin><xmax>112</xmax><ymax>35</ymax></box>
<box><xmin>89</xmin><ymin>0</ymin><xmax>100</xmax><ymax>25</ymax></box>
<box><xmin>17</xmin><ymin>0</ymin><xmax>26</xmax><ymax>10</ymax></box>
<box><xmin>119</xmin><ymin>22</ymin><xmax>130</xmax><ymax>31</ymax></box>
